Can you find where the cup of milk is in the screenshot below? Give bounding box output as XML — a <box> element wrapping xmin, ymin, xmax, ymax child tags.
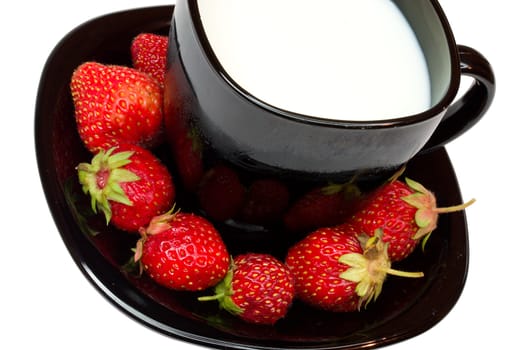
<box><xmin>164</xmin><ymin>0</ymin><xmax>495</xmax><ymax>229</ymax></box>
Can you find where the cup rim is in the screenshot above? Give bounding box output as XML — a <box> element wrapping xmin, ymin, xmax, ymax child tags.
<box><xmin>187</xmin><ymin>0</ymin><xmax>461</xmax><ymax>129</ymax></box>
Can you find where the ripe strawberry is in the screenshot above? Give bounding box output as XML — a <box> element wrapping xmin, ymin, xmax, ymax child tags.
<box><xmin>131</xmin><ymin>33</ymin><xmax>169</xmax><ymax>92</ymax></box>
<box><xmin>163</xmin><ymin>70</ymin><xmax>204</xmax><ymax>192</ymax></box>
<box><xmin>134</xmin><ymin>210</ymin><xmax>230</xmax><ymax>291</ymax></box>
<box><xmin>172</xmin><ymin>127</ymin><xmax>204</xmax><ymax>192</ymax></box>
<box><xmin>197</xmin><ymin>165</ymin><xmax>246</xmax><ymax>222</ymax></box>
<box><xmin>347</xmin><ymin>177</ymin><xmax>475</xmax><ymax>261</ymax></box>
<box><xmin>77</xmin><ymin>144</ymin><xmax>175</xmax><ymax>232</ymax></box>
<box><xmin>238</xmin><ymin>178</ymin><xmax>290</xmax><ymax>225</ymax></box>
<box><xmin>70</xmin><ymin>61</ymin><xmax>163</xmax><ymax>153</ymax></box>
<box><xmin>199</xmin><ymin>253</ymin><xmax>295</xmax><ymax>325</ymax></box>
<box><xmin>283</xmin><ymin>182</ymin><xmax>360</xmax><ymax>233</ymax></box>
<box><xmin>285</xmin><ymin>225</ymin><xmax>423</xmax><ymax>312</ymax></box>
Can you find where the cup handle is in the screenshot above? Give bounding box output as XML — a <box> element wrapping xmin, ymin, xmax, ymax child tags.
<box><xmin>421</xmin><ymin>45</ymin><xmax>495</xmax><ymax>153</ymax></box>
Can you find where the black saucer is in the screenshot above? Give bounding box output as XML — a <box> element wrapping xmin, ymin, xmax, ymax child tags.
<box><xmin>35</xmin><ymin>6</ymin><xmax>469</xmax><ymax>350</ymax></box>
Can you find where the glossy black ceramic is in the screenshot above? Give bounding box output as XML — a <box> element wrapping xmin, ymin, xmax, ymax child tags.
<box><xmin>167</xmin><ymin>0</ymin><xmax>494</xmax><ymax>182</ymax></box>
<box><xmin>36</xmin><ymin>6</ymin><xmax>471</xmax><ymax>350</ymax></box>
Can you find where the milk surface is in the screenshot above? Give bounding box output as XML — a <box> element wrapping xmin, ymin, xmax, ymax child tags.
<box><xmin>197</xmin><ymin>0</ymin><xmax>431</xmax><ymax>121</ymax></box>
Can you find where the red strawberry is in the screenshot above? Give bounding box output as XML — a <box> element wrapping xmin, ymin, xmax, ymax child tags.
<box><xmin>285</xmin><ymin>225</ymin><xmax>423</xmax><ymax>312</ymax></box>
<box><xmin>77</xmin><ymin>144</ymin><xmax>175</xmax><ymax>232</ymax></box>
<box><xmin>199</xmin><ymin>253</ymin><xmax>295</xmax><ymax>325</ymax></box>
<box><xmin>70</xmin><ymin>61</ymin><xmax>163</xmax><ymax>153</ymax></box>
<box><xmin>238</xmin><ymin>178</ymin><xmax>290</xmax><ymax>225</ymax></box>
<box><xmin>173</xmin><ymin>127</ymin><xmax>204</xmax><ymax>192</ymax></box>
<box><xmin>197</xmin><ymin>165</ymin><xmax>246</xmax><ymax>222</ymax></box>
<box><xmin>163</xmin><ymin>70</ymin><xmax>204</xmax><ymax>192</ymax></box>
<box><xmin>134</xmin><ymin>210</ymin><xmax>230</xmax><ymax>291</ymax></box>
<box><xmin>283</xmin><ymin>182</ymin><xmax>360</xmax><ymax>233</ymax></box>
<box><xmin>347</xmin><ymin>177</ymin><xmax>475</xmax><ymax>261</ymax></box>
<box><xmin>131</xmin><ymin>33</ymin><xmax>169</xmax><ymax>92</ymax></box>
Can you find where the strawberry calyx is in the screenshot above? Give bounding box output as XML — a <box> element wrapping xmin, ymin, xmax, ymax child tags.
<box><xmin>77</xmin><ymin>147</ymin><xmax>140</xmax><ymax>224</ymax></box>
<box><xmin>198</xmin><ymin>262</ymin><xmax>243</xmax><ymax>315</ymax></box>
<box><xmin>321</xmin><ymin>178</ymin><xmax>361</xmax><ymax>200</ymax></box>
<box><xmin>133</xmin><ymin>206</ymin><xmax>180</xmax><ymax>264</ymax></box>
<box><xmin>338</xmin><ymin>229</ymin><xmax>423</xmax><ymax>309</ymax></box>
<box><xmin>385</xmin><ymin>165</ymin><xmax>407</xmax><ymax>184</ymax></box>
<box><xmin>140</xmin><ymin>205</ymin><xmax>180</xmax><ymax>236</ymax></box>
<box><xmin>401</xmin><ymin>177</ymin><xmax>476</xmax><ymax>242</ymax></box>
<box><xmin>188</xmin><ymin>127</ymin><xmax>203</xmax><ymax>155</ymax></box>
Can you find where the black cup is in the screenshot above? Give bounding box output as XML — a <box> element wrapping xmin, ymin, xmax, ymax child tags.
<box><xmin>164</xmin><ymin>0</ymin><xmax>494</xmax><ymax>232</ymax></box>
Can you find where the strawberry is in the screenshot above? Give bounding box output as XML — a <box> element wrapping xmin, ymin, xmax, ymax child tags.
<box><xmin>283</xmin><ymin>182</ymin><xmax>360</xmax><ymax>233</ymax></box>
<box><xmin>285</xmin><ymin>225</ymin><xmax>423</xmax><ymax>312</ymax></box>
<box><xmin>163</xmin><ymin>70</ymin><xmax>204</xmax><ymax>192</ymax></box>
<box><xmin>199</xmin><ymin>253</ymin><xmax>295</xmax><ymax>325</ymax></box>
<box><xmin>347</xmin><ymin>177</ymin><xmax>475</xmax><ymax>261</ymax></box>
<box><xmin>197</xmin><ymin>165</ymin><xmax>246</xmax><ymax>222</ymax></box>
<box><xmin>238</xmin><ymin>178</ymin><xmax>290</xmax><ymax>225</ymax></box>
<box><xmin>70</xmin><ymin>61</ymin><xmax>163</xmax><ymax>153</ymax></box>
<box><xmin>131</xmin><ymin>33</ymin><xmax>169</xmax><ymax>92</ymax></box>
<box><xmin>77</xmin><ymin>144</ymin><xmax>175</xmax><ymax>232</ymax></box>
<box><xmin>172</xmin><ymin>127</ymin><xmax>204</xmax><ymax>192</ymax></box>
<box><xmin>134</xmin><ymin>210</ymin><xmax>230</xmax><ymax>291</ymax></box>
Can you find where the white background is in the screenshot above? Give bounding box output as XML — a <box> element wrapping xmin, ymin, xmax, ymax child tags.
<box><xmin>2</xmin><ymin>1</ymin><xmax>521</xmax><ymax>349</ymax></box>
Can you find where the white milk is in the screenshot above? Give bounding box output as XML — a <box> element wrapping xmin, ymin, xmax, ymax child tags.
<box><xmin>197</xmin><ymin>0</ymin><xmax>431</xmax><ymax>121</ymax></box>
